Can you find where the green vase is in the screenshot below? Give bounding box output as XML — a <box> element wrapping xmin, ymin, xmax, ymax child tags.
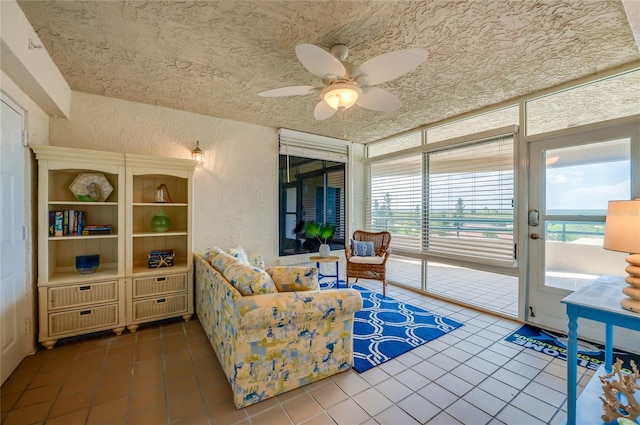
<box><xmin>151</xmin><ymin>209</ymin><xmax>171</xmax><ymax>232</ymax></box>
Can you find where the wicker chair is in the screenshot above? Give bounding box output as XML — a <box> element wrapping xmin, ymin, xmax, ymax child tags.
<box><xmin>345</xmin><ymin>230</ymin><xmax>392</xmax><ymax>296</ymax></box>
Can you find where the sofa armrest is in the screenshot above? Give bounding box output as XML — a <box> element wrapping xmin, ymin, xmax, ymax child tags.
<box><xmin>236</xmin><ymin>288</ymin><xmax>363</xmax><ymax>329</ymax></box>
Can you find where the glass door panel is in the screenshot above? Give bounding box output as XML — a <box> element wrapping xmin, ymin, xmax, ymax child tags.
<box><xmin>527</xmin><ymin>128</ymin><xmax>636</xmax><ymax>332</ymax></box>
<box><xmin>543</xmin><ymin>140</ymin><xmax>631</xmax><ymax>291</ymax></box>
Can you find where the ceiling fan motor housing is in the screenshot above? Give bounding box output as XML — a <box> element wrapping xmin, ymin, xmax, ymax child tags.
<box><xmin>330</xmin><ymin>44</ymin><xmax>349</xmax><ymax>61</ymax></box>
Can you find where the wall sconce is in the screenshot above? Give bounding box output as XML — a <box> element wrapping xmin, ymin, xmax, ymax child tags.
<box><xmin>192</xmin><ymin>141</ymin><xmax>204</xmax><ymax>165</ymax></box>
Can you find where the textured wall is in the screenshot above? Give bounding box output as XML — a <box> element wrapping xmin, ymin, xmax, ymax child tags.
<box><xmin>49</xmin><ymin>91</ymin><xmax>281</xmax><ymax>265</ymax></box>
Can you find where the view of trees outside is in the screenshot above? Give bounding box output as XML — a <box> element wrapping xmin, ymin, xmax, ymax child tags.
<box><xmin>372</xmin><ymin>194</ymin><xmax>513</xmax><ymax>238</ymax></box>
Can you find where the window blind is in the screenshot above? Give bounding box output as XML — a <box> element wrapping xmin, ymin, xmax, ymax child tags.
<box><xmin>367</xmin><ymin>132</ymin><xmax>516</xmax><ymax>269</ymax></box>
<box><xmin>424</xmin><ymin>136</ymin><xmax>514</xmax><ymax>266</ymax></box>
<box><xmin>368</xmin><ymin>154</ymin><xmax>423</xmax><ymax>253</ymax></box>
<box><xmin>278</xmin><ymin>128</ymin><xmax>349</xmax><ymax>163</ymax></box>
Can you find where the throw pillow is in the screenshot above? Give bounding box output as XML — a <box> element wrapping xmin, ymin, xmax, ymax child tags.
<box><xmin>210</xmin><ymin>249</ymin><xmax>239</xmax><ymax>274</ymax></box>
<box><xmin>247</xmin><ymin>253</ymin><xmax>265</xmax><ymax>270</ymax></box>
<box><xmin>203</xmin><ymin>246</ymin><xmax>224</xmax><ymax>262</ymax></box>
<box><xmin>227</xmin><ymin>245</ymin><xmax>250</xmax><ymax>264</ymax></box>
<box><xmin>223</xmin><ymin>262</ymin><xmax>277</xmax><ymax>296</ymax></box>
<box><xmin>266</xmin><ymin>266</ymin><xmax>319</xmax><ymax>292</ymax></box>
<box><xmin>351</xmin><ymin>239</ymin><xmax>376</xmax><ymax>256</ymax></box>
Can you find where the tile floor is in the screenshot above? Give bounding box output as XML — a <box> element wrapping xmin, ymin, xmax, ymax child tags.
<box><xmin>385</xmin><ymin>258</ymin><xmax>519</xmax><ymax>318</ymax></box>
<box><xmin>1</xmin><ymin>280</ymin><xmax>595</xmax><ymax>425</ymax></box>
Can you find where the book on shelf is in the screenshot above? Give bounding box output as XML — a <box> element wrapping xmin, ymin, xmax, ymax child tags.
<box><xmin>49</xmin><ymin>211</ymin><xmax>55</xmax><ymax>236</ymax></box>
<box><xmin>81</xmin><ymin>224</ymin><xmax>112</xmax><ymax>235</ymax></box>
<box><xmin>54</xmin><ymin>211</ymin><xmax>63</xmax><ymax>236</ymax></box>
<box><xmin>63</xmin><ymin>210</ymin><xmax>69</xmax><ymax>236</ymax></box>
<box><xmin>75</xmin><ymin>211</ymin><xmax>84</xmax><ymax>236</ymax></box>
<box><xmin>48</xmin><ymin>210</ymin><xmax>92</xmax><ymax>236</ymax></box>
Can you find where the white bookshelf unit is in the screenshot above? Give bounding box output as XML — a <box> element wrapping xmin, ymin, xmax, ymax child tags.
<box><xmin>124</xmin><ymin>153</ymin><xmax>195</xmax><ymax>333</ymax></box>
<box><xmin>33</xmin><ymin>146</ymin><xmax>196</xmax><ymax>348</ymax></box>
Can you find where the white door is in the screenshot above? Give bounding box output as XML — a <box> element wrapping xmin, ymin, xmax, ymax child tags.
<box><xmin>1</xmin><ymin>98</ymin><xmax>29</xmax><ymax>384</ymax></box>
<box><xmin>527</xmin><ymin>123</ymin><xmax>640</xmax><ymax>344</ymax></box>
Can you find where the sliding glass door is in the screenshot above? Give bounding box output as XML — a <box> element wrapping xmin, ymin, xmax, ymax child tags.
<box><xmin>368</xmin><ymin>128</ymin><xmax>519</xmax><ymax>315</ymax></box>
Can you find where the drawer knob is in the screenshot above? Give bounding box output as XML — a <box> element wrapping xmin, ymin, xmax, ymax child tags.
<box><xmin>156</xmin><ymin>298</ymin><xmax>166</xmax><ymax>304</ymax></box>
<box><xmin>79</xmin><ymin>286</ymin><xmax>92</xmax><ymax>291</ymax></box>
<box><xmin>156</xmin><ymin>277</ymin><xmax>166</xmax><ymax>282</ymax></box>
<box><xmin>79</xmin><ymin>310</ymin><xmax>92</xmax><ymax>316</ymax></box>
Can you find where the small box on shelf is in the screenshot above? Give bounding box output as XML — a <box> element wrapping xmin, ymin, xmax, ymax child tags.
<box><xmin>148</xmin><ymin>249</ymin><xmax>174</xmax><ymax>268</ymax></box>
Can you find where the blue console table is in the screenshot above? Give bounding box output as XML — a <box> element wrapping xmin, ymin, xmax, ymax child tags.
<box><xmin>561</xmin><ymin>275</ymin><xmax>640</xmax><ymax>425</ymax></box>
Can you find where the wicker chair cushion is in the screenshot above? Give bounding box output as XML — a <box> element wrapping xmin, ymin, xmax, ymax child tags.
<box><xmin>348</xmin><ymin>256</ymin><xmax>385</xmax><ymax>265</ymax></box>
<box><xmin>351</xmin><ymin>240</ymin><xmax>376</xmax><ymax>256</ymax></box>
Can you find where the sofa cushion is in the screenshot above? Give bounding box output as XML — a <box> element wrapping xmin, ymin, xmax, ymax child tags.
<box><xmin>223</xmin><ymin>262</ymin><xmax>277</xmax><ymax>296</ymax></box>
<box><xmin>204</xmin><ymin>246</ymin><xmax>224</xmax><ymax>262</ymax></box>
<box><xmin>227</xmin><ymin>246</ymin><xmax>265</xmax><ymax>270</ymax></box>
<box><xmin>247</xmin><ymin>253</ymin><xmax>265</xmax><ymax>270</ymax></box>
<box><xmin>266</xmin><ymin>266</ymin><xmax>319</xmax><ymax>292</ymax></box>
<box><xmin>227</xmin><ymin>245</ymin><xmax>250</xmax><ymax>264</ymax></box>
<box><xmin>210</xmin><ymin>249</ymin><xmax>240</xmax><ymax>274</ymax></box>
<box><xmin>351</xmin><ymin>239</ymin><xmax>376</xmax><ymax>256</ymax></box>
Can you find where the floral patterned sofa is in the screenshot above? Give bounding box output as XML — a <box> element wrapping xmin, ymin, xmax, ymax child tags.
<box><xmin>194</xmin><ymin>247</ymin><xmax>363</xmax><ymax>408</ymax></box>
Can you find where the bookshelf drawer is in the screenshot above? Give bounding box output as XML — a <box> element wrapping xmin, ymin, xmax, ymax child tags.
<box><xmin>132</xmin><ymin>294</ymin><xmax>188</xmax><ymax>322</ymax></box>
<box><xmin>48</xmin><ymin>281</ymin><xmax>119</xmax><ymax>310</ymax></box>
<box><xmin>49</xmin><ymin>304</ymin><xmax>119</xmax><ymax>336</ymax></box>
<box><xmin>133</xmin><ymin>273</ymin><xmax>187</xmax><ymax>298</ymax></box>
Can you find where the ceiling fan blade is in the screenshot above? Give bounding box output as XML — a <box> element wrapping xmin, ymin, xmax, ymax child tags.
<box><xmin>296</xmin><ymin>44</ymin><xmax>346</xmax><ymax>80</ymax></box>
<box><xmin>355</xmin><ymin>48</ymin><xmax>428</xmax><ymax>86</ymax></box>
<box><xmin>356</xmin><ymin>87</ymin><xmax>401</xmax><ymax>112</ymax></box>
<box><xmin>314</xmin><ymin>100</ymin><xmax>337</xmax><ymax>120</ymax></box>
<box><xmin>258</xmin><ymin>86</ymin><xmax>317</xmax><ymax>97</ymax></box>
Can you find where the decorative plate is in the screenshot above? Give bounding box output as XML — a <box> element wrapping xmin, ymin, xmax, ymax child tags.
<box><xmin>69</xmin><ymin>173</ymin><xmax>113</xmax><ymax>202</ymax></box>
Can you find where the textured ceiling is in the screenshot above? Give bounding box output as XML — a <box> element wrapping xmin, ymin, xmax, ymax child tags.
<box><xmin>16</xmin><ymin>1</ymin><xmax>640</xmax><ymax>143</ymax></box>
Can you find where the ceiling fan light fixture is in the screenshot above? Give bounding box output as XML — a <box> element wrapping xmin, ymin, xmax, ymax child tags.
<box><xmin>321</xmin><ymin>83</ymin><xmax>362</xmax><ymax>110</ymax></box>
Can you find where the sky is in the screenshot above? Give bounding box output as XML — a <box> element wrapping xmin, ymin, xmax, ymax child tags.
<box><xmin>546</xmin><ymin>161</ymin><xmax>630</xmax><ymax>212</ymax></box>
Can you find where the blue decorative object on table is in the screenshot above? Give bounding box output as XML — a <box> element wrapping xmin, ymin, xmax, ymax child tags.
<box><xmin>75</xmin><ymin>254</ymin><xmax>99</xmax><ymax>274</ymax></box>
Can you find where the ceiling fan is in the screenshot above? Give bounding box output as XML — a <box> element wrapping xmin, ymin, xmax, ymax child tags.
<box><xmin>258</xmin><ymin>44</ymin><xmax>428</xmax><ymax>120</ymax></box>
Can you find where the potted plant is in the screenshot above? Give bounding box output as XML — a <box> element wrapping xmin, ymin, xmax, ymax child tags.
<box><xmin>304</xmin><ymin>221</ymin><xmax>335</xmax><ymax>257</ymax></box>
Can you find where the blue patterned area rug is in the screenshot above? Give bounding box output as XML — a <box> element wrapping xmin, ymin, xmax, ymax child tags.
<box><xmin>321</xmin><ymin>281</ymin><xmax>464</xmax><ymax>373</ymax></box>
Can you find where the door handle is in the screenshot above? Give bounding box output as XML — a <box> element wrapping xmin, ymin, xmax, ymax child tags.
<box><xmin>530</xmin><ymin>233</ymin><xmax>544</xmax><ymax>240</ymax></box>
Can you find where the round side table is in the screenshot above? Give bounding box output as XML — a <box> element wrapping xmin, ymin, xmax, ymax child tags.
<box><xmin>309</xmin><ymin>255</ymin><xmax>341</xmax><ymax>288</ymax></box>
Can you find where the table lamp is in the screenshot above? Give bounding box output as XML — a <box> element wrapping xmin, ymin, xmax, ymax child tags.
<box><xmin>603</xmin><ymin>199</ymin><xmax>640</xmax><ymax>312</ymax></box>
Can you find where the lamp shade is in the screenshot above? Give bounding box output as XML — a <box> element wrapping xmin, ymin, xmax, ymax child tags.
<box><xmin>321</xmin><ymin>83</ymin><xmax>362</xmax><ymax>110</ymax></box>
<box><xmin>603</xmin><ymin>199</ymin><xmax>640</xmax><ymax>254</ymax></box>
